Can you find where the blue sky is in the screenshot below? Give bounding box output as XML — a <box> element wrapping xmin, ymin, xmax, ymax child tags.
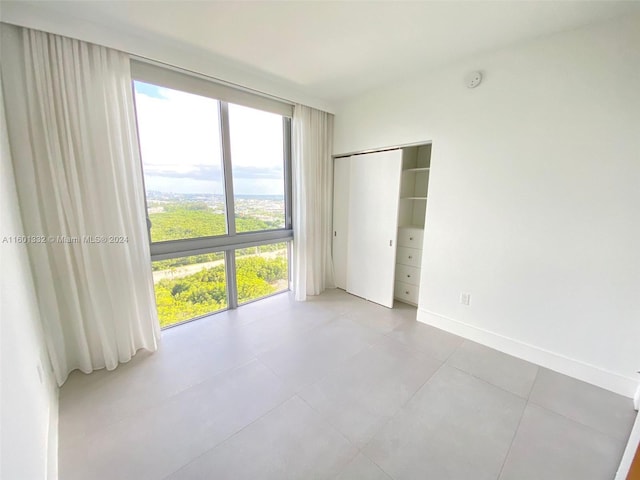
<box><xmin>134</xmin><ymin>81</ymin><xmax>166</xmax><ymax>99</ymax></box>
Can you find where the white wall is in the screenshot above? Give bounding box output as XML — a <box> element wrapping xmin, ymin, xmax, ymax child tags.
<box><xmin>0</xmin><ymin>77</ymin><xmax>59</xmax><ymax>479</ymax></box>
<box><xmin>334</xmin><ymin>15</ymin><xmax>640</xmax><ymax>397</ymax></box>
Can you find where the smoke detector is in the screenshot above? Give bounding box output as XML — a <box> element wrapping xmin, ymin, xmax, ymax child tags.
<box><xmin>465</xmin><ymin>71</ymin><xmax>483</xmax><ymax>88</ymax></box>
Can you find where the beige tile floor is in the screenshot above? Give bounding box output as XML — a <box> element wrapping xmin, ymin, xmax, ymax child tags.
<box><xmin>58</xmin><ymin>289</ymin><xmax>636</xmax><ymax>480</ymax></box>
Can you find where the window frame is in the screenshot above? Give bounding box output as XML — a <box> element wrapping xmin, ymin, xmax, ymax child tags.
<box><xmin>131</xmin><ymin>60</ymin><xmax>294</xmax><ymax>313</ymax></box>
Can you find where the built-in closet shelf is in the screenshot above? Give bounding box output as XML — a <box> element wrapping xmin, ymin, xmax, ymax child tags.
<box><xmin>395</xmin><ymin>143</ymin><xmax>431</xmax><ymax>306</ymax></box>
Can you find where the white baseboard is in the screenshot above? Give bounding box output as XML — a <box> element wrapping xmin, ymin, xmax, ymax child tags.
<box><xmin>417</xmin><ymin>308</ymin><xmax>639</xmax><ymax>398</ymax></box>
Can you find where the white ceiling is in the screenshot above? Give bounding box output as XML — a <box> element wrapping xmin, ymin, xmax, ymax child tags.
<box><xmin>4</xmin><ymin>1</ymin><xmax>639</xmax><ymax>104</ymax></box>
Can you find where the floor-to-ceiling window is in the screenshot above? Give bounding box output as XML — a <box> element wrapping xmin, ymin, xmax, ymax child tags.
<box><xmin>131</xmin><ymin>62</ymin><xmax>293</xmax><ymax>328</ymax></box>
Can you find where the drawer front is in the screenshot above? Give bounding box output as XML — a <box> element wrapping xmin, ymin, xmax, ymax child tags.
<box><xmin>394</xmin><ymin>281</ymin><xmax>419</xmax><ymax>304</ymax></box>
<box><xmin>397</xmin><ymin>227</ymin><xmax>424</xmax><ymax>249</ymax></box>
<box><xmin>396</xmin><ymin>246</ymin><xmax>422</xmax><ymax>268</ymax></box>
<box><xmin>395</xmin><ymin>264</ymin><xmax>420</xmax><ymax>286</ymax></box>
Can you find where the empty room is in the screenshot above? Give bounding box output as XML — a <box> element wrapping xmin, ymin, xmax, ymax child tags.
<box><xmin>1</xmin><ymin>1</ymin><xmax>639</xmax><ymax>479</ymax></box>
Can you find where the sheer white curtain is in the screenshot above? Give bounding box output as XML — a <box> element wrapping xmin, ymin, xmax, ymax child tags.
<box><xmin>0</xmin><ymin>24</ymin><xmax>159</xmax><ymax>385</ymax></box>
<box><xmin>292</xmin><ymin>105</ymin><xmax>335</xmax><ymax>301</ymax></box>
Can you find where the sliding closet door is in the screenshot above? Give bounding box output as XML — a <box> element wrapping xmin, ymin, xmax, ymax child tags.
<box><xmin>346</xmin><ymin>150</ymin><xmax>402</xmax><ymax>307</ymax></box>
<box><xmin>332</xmin><ymin>157</ymin><xmax>350</xmax><ymax>290</ymax></box>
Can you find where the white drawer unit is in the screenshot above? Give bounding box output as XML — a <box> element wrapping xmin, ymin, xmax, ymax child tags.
<box><xmin>394</xmin><ymin>281</ymin><xmax>419</xmax><ymax>305</ymax></box>
<box><xmin>397</xmin><ymin>227</ymin><xmax>423</xmax><ymax>249</ymax></box>
<box><xmin>395</xmin><ymin>263</ymin><xmax>420</xmax><ymax>286</ymax></box>
<box><xmin>396</xmin><ymin>246</ymin><xmax>422</xmax><ymax>268</ymax></box>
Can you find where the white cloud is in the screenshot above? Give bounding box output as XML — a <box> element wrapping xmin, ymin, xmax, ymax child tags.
<box><xmin>134</xmin><ymin>86</ymin><xmax>285</xmax><ymax>195</ymax></box>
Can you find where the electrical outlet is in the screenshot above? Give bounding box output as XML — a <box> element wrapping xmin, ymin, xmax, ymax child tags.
<box><xmin>460</xmin><ymin>292</ymin><xmax>471</xmax><ymax>306</ymax></box>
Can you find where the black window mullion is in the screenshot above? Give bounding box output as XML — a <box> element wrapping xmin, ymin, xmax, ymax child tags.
<box><xmin>224</xmin><ymin>251</ymin><xmax>238</xmax><ymax>310</ymax></box>
<box><xmin>219</xmin><ymin>101</ymin><xmax>237</xmax><ymax>237</ymax></box>
<box><xmin>283</xmin><ymin>117</ymin><xmax>293</xmax><ymax>230</ymax></box>
<box><xmin>219</xmin><ymin>101</ymin><xmax>238</xmax><ymax>308</ymax></box>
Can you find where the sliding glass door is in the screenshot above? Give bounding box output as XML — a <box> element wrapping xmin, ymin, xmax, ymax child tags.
<box><xmin>132</xmin><ymin>63</ymin><xmax>293</xmax><ymax>328</ymax></box>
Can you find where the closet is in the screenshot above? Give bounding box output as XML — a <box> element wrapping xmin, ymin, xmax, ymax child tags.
<box><xmin>332</xmin><ymin>144</ymin><xmax>431</xmax><ymax>308</ymax></box>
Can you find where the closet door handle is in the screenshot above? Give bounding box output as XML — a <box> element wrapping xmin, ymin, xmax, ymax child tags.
<box><xmin>409</xmin><ymin>236</ymin><xmax>414</xmax><ymax>240</ymax></box>
<box><xmin>408</xmin><ymin>255</ymin><xmax>413</xmax><ymax>259</ymax></box>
